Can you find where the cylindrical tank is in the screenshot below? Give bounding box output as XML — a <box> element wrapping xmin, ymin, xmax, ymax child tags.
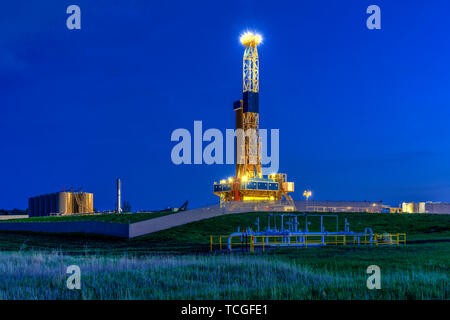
<box><xmin>88</xmin><ymin>193</ymin><xmax>94</xmax><ymax>213</ymax></box>
<box><xmin>50</xmin><ymin>193</ymin><xmax>57</xmax><ymax>215</ymax></box>
<box><xmin>58</xmin><ymin>192</ymin><xmax>73</xmax><ymax>215</ymax></box>
<box><xmin>41</xmin><ymin>195</ymin><xmax>45</xmax><ymax>217</ymax></box>
<box><xmin>73</xmin><ymin>193</ymin><xmax>81</xmax><ymax>213</ymax></box>
<box><xmin>56</xmin><ymin>193</ymin><xmax>62</xmax><ymax>214</ymax></box>
<box><xmin>34</xmin><ymin>196</ymin><xmax>39</xmax><ymax>217</ymax></box>
<box><xmin>68</xmin><ymin>192</ymin><xmax>95</xmax><ymax>214</ymax></box>
<box><xmin>84</xmin><ymin>193</ymin><xmax>94</xmax><ymax>213</ymax></box>
<box><xmin>36</xmin><ymin>196</ymin><xmax>40</xmax><ymax>217</ymax></box>
<box><xmin>68</xmin><ymin>192</ymin><xmax>74</xmax><ymax>214</ymax></box>
<box><xmin>39</xmin><ymin>196</ymin><xmax>45</xmax><ymax>217</ymax></box>
<box><xmin>73</xmin><ymin>193</ymin><xmax>80</xmax><ymax>213</ymax></box>
<box><xmin>28</xmin><ymin>198</ymin><xmax>34</xmax><ymax>217</ymax></box>
<box><xmin>35</xmin><ymin>197</ymin><xmax>40</xmax><ymax>217</ymax></box>
<box><xmin>44</xmin><ymin>194</ymin><xmax>51</xmax><ymax>217</ymax></box>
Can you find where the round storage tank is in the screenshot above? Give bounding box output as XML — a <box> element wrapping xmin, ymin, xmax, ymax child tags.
<box><xmin>39</xmin><ymin>196</ymin><xmax>45</xmax><ymax>217</ymax></box>
<box><xmin>83</xmin><ymin>193</ymin><xmax>94</xmax><ymax>213</ymax></box>
<box><xmin>50</xmin><ymin>193</ymin><xmax>57</xmax><ymax>215</ymax></box>
<box><xmin>44</xmin><ymin>194</ymin><xmax>51</xmax><ymax>217</ymax></box>
<box><xmin>34</xmin><ymin>196</ymin><xmax>39</xmax><ymax>218</ymax></box>
<box><xmin>74</xmin><ymin>193</ymin><xmax>93</xmax><ymax>214</ymax></box>
<box><xmin>28</xmin><ymin>198</ymin><xmax>34</xmax><ymax>217</ymax></box>
<box><xmin>58</xmin><ymin>192</ymin><xmax>73</xmax><ymax>215</ymax></box>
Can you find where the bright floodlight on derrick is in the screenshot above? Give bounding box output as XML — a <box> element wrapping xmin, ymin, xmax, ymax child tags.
<box><xmin>240</xmin><ymin>32</ymin><xmax>262</xmax><ymax>46</ymax></box>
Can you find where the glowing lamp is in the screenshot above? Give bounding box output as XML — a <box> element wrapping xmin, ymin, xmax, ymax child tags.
<box><xmin>240</xmin><ymin>31</ymin><xmax>262</xmax><ymax>46</ymax></box>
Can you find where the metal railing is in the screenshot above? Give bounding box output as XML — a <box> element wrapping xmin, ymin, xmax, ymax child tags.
<box><xmin>210</xmin><ymin>233</ymin><xmax>406</xmax><ymax>252</ymax></box>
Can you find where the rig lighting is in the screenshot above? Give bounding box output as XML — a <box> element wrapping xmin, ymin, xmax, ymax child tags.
<box><xmin>240</xmin><ymin>31</ymin><xmax>262</xmax><ymax>46</ymax></box>
<box><xmin>303</xmin><ymin>190</ymin><xmax>312</xmax><ymax>200</ymax></box>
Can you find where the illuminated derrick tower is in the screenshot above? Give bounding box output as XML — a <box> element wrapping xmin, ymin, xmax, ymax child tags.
<box><xmin>237</xmin><ymin>32</ymin><xmax>262</xmax><ymax>180</ymax></box>
<box><xmin>213</xmin><ymin>32</ymin><xmax>295</xmax><ymax>208</ymax></box>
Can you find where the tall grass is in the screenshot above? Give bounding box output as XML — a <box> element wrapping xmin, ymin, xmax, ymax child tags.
<box><xmin>0</xmin><ymin>251</ymin><xmax>447</xmax><ymax>300</ymax></box>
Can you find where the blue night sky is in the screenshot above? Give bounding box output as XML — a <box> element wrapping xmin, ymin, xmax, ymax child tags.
<box><xmin>1</xmin><ymin>0</ymin><xmax>450</xmax><ymax>210</ymax></box>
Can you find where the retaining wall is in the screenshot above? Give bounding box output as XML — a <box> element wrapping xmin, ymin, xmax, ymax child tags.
<box><xmin>129</xmin><ymin>205</ymin><xmax>223</xmax><ymax>238</ymax></box>
<box><xmin>0</xmin><ymin>221</ymin><xmax>129</xmax><ymax>238</ymax></box>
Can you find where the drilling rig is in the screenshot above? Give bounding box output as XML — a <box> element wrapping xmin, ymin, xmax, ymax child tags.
<box><xmin>213</xmin><ymin>32</ymin><xmax>295</xmax><ymax>209</ymax></box>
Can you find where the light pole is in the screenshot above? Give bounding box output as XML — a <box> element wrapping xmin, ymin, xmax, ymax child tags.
<box><xmin>303</xmin><ymin>190</ymin><xmax>312</xmax><ymax>212</ymax></box>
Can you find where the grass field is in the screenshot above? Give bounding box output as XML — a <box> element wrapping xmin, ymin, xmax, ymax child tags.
<box><xmin>0</xmin><ymin>211</ymin><xmax>448</xmax><ymax>299</ymax></box>
<box><xmin>0</xmin><ymin>244</ymin><xmax>447</xmax><ymax>299</ymax></box>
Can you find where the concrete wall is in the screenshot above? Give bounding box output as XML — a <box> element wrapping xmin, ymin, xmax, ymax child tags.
<box><xmin>0</xmin><ymin>215</ymin><xmax>29</xmax><ymax>221</ymax></box>
<box><xmin>0</xmin><ymin>221</ymin><xmax>129</xmax><ymax>238</ymax></box>
<box><xmin>129</xmin><ymin>205</ymin><xmax>223</xmax><ymax>238</ymax></box>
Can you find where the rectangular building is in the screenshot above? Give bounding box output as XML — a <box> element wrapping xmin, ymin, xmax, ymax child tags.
<box><xmin>402</xmin><ymin>202</ymin><xmax>426</xmax><ymax>213</ymax></box>
<box><xmin>294</xmin><ymin>200</ymin><xmax>384</xmax><ymax>213</ymax></box>
<box><xmin>425</xmin><ymin>202</ymin><xmax>450</xmax><ymax>214</ymax></box>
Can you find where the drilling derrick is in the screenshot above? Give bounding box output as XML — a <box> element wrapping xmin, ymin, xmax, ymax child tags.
<box><xmin>213</xmin><ymin>32</ymin><xmax>295</xmax><ymax>209</ymax></box>
<box><xmin>238</xmin><ymin>32</ymin><xmax>262</xmax><ymax>180</ymax></box>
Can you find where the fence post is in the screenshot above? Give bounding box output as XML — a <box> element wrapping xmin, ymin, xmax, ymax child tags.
<box><xmin>250</xmin><ymin>235</ymin><xmax>254</xmax><ymax>253</ymax></box>
<box><xmin>219</xmin><ymin>237</ymin><xmax>222</xmax><ymax>250</ymax></box>
<box><xmin>343</xmin><ymin>235</ymin><xmax>346</xmax><ymax>246</ymax></box>
<box><xmin>262</xmin><ymin>236</ymin><xmax>265</xmax><ymax>252</ymax></box>
<box><xmin>210</xmin><ymin>235</ymin><xmax>213</xmax><ymax>252</ymax></box>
